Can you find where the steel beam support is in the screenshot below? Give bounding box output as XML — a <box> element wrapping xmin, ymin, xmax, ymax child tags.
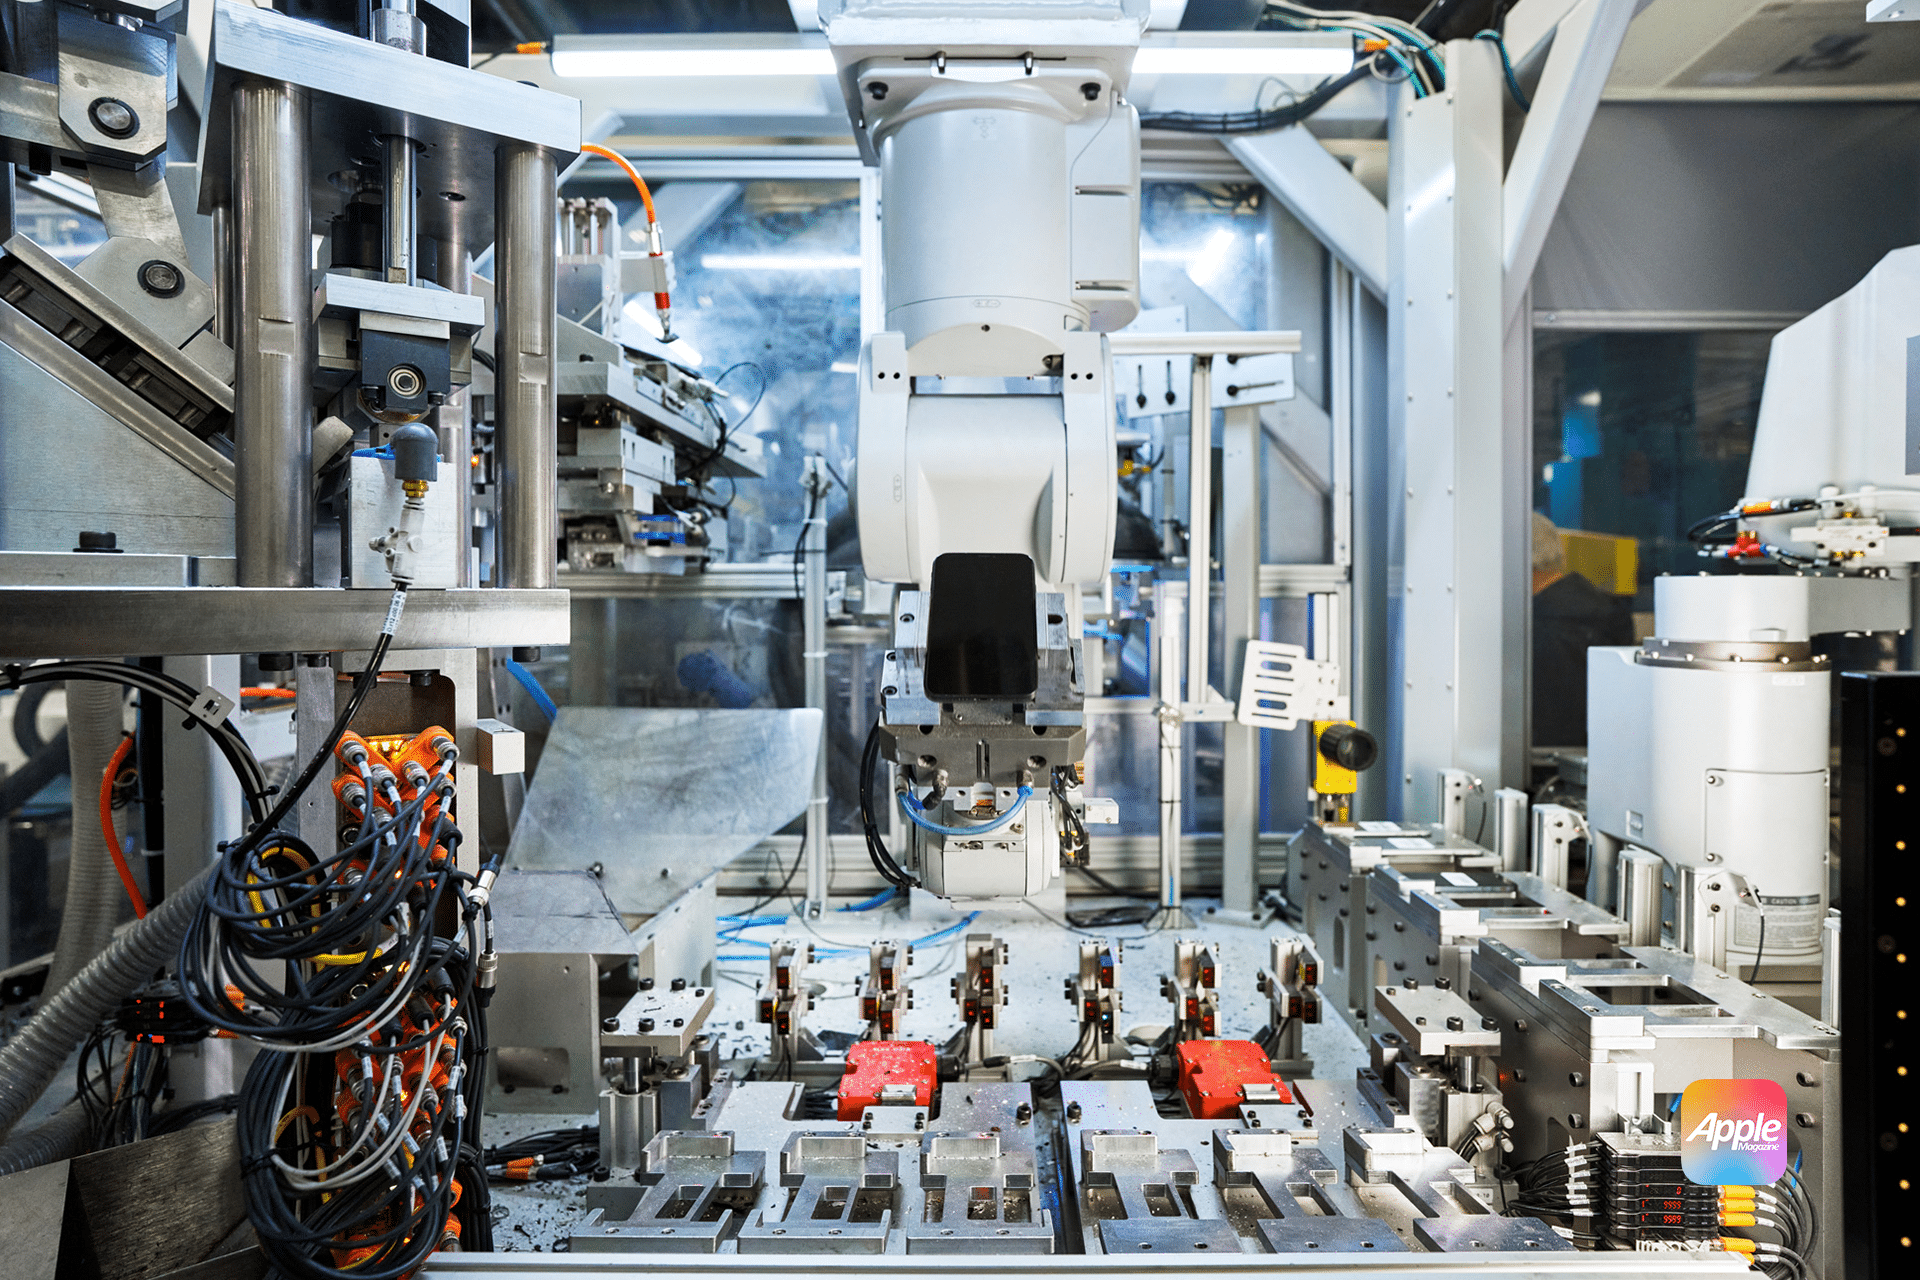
<box><xmin>1227</xmin><ymin>127</ymin><xmax>1388</xmax><ymax>302</ymax></box>
<box><xmin>1503</xmin><ymin>0</ymin><xmax>1586</xmax><ymax>66</ymax></box>
<box><xmin>1219</xmin><ymin>403</ymin><xmax>1261</xmax><ymax>918</ymax></box>
<box><xmin>1388</xmin><ymin>43</ymin><xmax>1510</xmax><ymax>822</ymax></box>
<box><xmin>1500</xmin><ymin>298</ymin><xmax>1533</xmax><ymax>787</ymax></box>
<box><xmin>161</xmin><ymin>655</ymin><xmax>242</xmax><ymax>898</ymax></box>
<box><xmin>1185</xmin><ymin>358</ymin><xmax>1214</xmax><ymax>704</ymax></box>
<box><xmin>1501</xmin><ymin>0</ymin><xmax>1639</xmax><ymax>321</ymax></box>
<box><xmin>494</xmin><ymin>143</ymin><xmax>559</xmax><ymax>590</ymax></box>
<box><xmin>1350</xmin><ymin>277</ymin><xmax>1391</xmax><ymax>817</ymax></box>
<box><xmin>230</xmin><ymin>79</ymin><xmax>314</xmax><ymax>590</ymax></box>
<box><xmin>801</xmin><ymin>457</ymin><xmax>831</xmax><ymax>917</ymax></box>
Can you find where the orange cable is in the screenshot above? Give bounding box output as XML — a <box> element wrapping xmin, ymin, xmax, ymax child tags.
<box><xmin>580</xmin><ymin>143</ymin><xmax>656</xmax><ymax>225</ymax></box>
<box><xmin>99</xmin><ymin>733</ymin><xmax>147</xmax><ymax>919</ymax></box>
<box><xmin>579</xmin><ymin>142</ymin><xmax>675</xmax><ymax>334</ymax></box>
<box><xmin>241</xmin><ymin>686</ymin><xmax>297</xmax><ymax>700</ymax></box>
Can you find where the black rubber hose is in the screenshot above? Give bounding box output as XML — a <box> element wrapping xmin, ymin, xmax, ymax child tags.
<box><xmin>12</xmin><ymin>683</ymin><xmax>50</xmax><ymax>757</ymax></box>
<box><xmin>0</xmin><ymin>727</ymin><xmax>70</xmax><ymax>818</ymax></box>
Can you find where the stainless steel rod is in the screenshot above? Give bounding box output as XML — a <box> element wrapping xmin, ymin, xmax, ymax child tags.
<box><xmin>384</xmin><ymin>135</ymin><xmax>417</xmax><ymax>286</ymax></box>
<box><xmin>1158</xmin><ymin>587</ymin><xmax>1184</xmax><ymax>913</ymax></box>
<box><xmin>210</xmin><ymin>202</ymin><xmax>233</xmax><ymax>346</ymax></box>
<box><xmin>431</xmin><ymin>237</ymin><xmax>474</xmax><ymax>586</ymax></box>
<box><xmin>493</xmin><ymin>143</ymin><xmax>557</xmax><ymax>590</ymax></box>
<box><xmin>231</xmin><ymin>80</ymin><xmax>313</xmax><ymax>589</ymax></box>
<box><xmin>802</xmin><ymin>458</ymin><xmax>830</xmax><ymax>914</ymax></box>
<box><xmin>1185</xmin><ymin>356</ymin><xmax>1212</xmax><ymax>703</ymax></box>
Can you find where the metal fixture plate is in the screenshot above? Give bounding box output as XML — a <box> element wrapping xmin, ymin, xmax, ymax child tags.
<box><xmin>197</xmin><ymin>0</ymin><xmax>581</xmax><ymax>248</ymax></box>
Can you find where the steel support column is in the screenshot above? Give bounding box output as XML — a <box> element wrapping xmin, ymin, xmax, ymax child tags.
<box><xmin>1219</xmin><ymin>403</ymin><xmax>1261</xmax><ymax>917</ymax></box>
<box><xmin>494</xmin><ymin>143</ymin><xmax>558</xmax><ymax>590</ymax></box>
<box><xmin>1388</xmin><ymin>42</ymin><xmax>1509</xmax><ymax>820</ymax></box>
<box><xmin>231</xmin><ymin>80</ymin><xmax>313</xmax><ymax>589</ymax></box>
<box><xmin>801</xmin><ymin>457</ymin><xmax>831</xmax><ymax>915</ymax></box>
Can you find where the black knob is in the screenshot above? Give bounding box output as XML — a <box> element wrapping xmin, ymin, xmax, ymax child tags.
<box><xmin>638</xmin><ymin>978</ymin><xmax>655</xmax><ymax>991</ymax></box>
<box><xmin>637</xmin><ymin>1017</ymin><xmax>655</xmax><ymax>1032</ymax></box>
<box><xmin>389</xmin><ymin>421</ymin><xmax>439</xmax><ymax>484</ymax></box>
<box><xmin>670</xmin><ymin>977</ymin><xmax>687</xmax><ymax>991</ymax></box>
<box><xmin>1318</xmin><ymin>723</ymin><xmax>1379</xmax><ymax>772</ymax></box>
<box><xmin>602</xmin><ymin>1016</ymin><xmax>619</xmax><ymax>1033</ymax></box>
<box><xmin>74</xmin><ymin>530</ymin><xmax>119</xmax><ymax>553</ymax></box>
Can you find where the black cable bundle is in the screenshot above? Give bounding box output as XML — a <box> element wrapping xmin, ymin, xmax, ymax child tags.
<box><xmin>0</xmin><ymin>660</ymin><xmax>274</xmax><ymax>825</ymax></box>
<box><xmin>235</xmin><ymin>929</ymin><xmax>493</xmax><ymax>1278</ymax></box>
<box><xmin>859</xmin><ymin>721</ymin><xmax>916</xmax><ymax>890</ymax></box>
<box><xmin>168</xmin><ymin>587</ymin><xmax>499</xmax><ymax>1274</ymax></box>
<box><xmin>484</xmin><ymin>1124</ymin><xmax>602</xmax><ymax>1183</ymax></box>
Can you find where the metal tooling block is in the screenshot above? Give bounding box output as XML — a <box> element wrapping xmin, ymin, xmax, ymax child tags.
<box><xmin>1413</xmin><ymin>1214</ymin><xmax>1576</xmax><ymax>1253</ymax></box>
<box><xmin>735</xmin><ymin>1133</ymin><xmax>900</xmax><ymax>1254</ymax></box>
<box><xmin>1373</xmin><ymin>983</ymin><xmax>1502</xmax><ymax>1058</ymax></box>
<box><xmin>602</xmin><ymin>984</ymin><xmax>718</xmax><ymax>1060</ymax></box>
<box><xmin>197</xmin><ymin>1</ymin><xmax>580</xmax><ymax>244</ymax></box>
<box><xmin>484</xmin><ymin>870</ymin><xmax>638</xmax><ymax>1113</ymax></box>
<box><xmin>1286</xmin><ymin>820</ymin><xmax>1499</xmax><ymax>1025</ymax></box>
<box><xmin>572</xmin><ymin>1131</ymin><xmax>766</xmax><ymax>1254</ymax></box>
<box><xmin>1257</xmin><ymin>1216</ymin><xmax>1408</xmax><ymax>1253</ymax></box>
<box><xmin>1469</xmin><ymin>935</ymin><xmax>1841</xmax><ymax>1277</ymax></box>
<box><xmin>1364</xmin><ymin>862</ymin><xmax>1628</xmax><ymax>1001</ymax></box>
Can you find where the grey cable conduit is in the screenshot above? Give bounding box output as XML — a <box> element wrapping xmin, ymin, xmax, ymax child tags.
<box><xmin>45</xmin><ymin>681</ymin><xmax>127</xmax><ymax>997</ymax></box>
<box><xmin>0</xmin><ymin>864</ymin><xmax>210</xmax><ymax>1146</ymax></box>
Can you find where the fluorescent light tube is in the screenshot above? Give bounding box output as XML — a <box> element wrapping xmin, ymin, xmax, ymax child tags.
<box><xmin>552</xmin><ymin>46</ymin><xmax>835</xmax><ymax>77</ymax></box>
<box><xmin>700</xmin><ymin>253</ymin><xmax>861</xmax><ymax>271</ymax></box>
<box><xmin>1134</xmin><ymin>45</ymin><xmax>1354</xmax><ymax>76</ymax></box>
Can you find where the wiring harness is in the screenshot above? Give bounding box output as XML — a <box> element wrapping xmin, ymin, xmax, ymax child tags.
<box><xmin>1141</xmin><ymin>4</ymin><xmax>1529</xmax><ymax>134</ymax></box>
<box><xmin>200</xmin><ymin>725</ymin><xmax>496</xmax><ymax>1277</ymax></box>
<box><xmin>1686</xmin><ymin>498</ymin><xmax>1823</xmax><ymax>568</ymax></box>
<box><xmin>160</xmin><ymin>584</ymin><xmax>501</xmax><ymax>1277</ymax></box>
<box><xmin>484</xmin><ymin>1124</ymin><xmax>602</xmax><ymax>1183</ymax></box>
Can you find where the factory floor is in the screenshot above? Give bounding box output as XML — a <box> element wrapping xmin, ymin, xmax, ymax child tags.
<box><xmin>485</xmin><ymin>891</ymin><xmax>1370</xmax><ymax>1252</ymax></box>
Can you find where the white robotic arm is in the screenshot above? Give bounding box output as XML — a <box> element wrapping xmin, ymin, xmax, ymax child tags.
<box><xmin>826</xmin><ymin>0</ymin><xmax>1147</xmax><ymax>899</ymax></box>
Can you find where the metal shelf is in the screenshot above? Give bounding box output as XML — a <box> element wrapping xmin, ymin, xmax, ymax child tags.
<box><xmin>0</xmin><ymin>587</ymin><xmax>569</xmax><ymax>658</ymax></box>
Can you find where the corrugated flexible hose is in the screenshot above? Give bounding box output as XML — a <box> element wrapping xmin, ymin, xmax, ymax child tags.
<box><xmin>0</xmin><ymin>864</ymin><xmax>210</xmax><ymax>1146</ymax></box>
<box><xmin>0</xmin><ymin>1100</ymin><xmax>89</xmax><ymax>1176</ymax></box>
<box><xmin>44</xmin><ymin>681</ymin><xmax>127</xmax><ymax>997</ymax></box>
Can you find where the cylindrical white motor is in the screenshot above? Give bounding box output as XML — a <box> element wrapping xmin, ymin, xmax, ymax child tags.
<box><xmin>1587</xmin><ymin>575</ymin><xmax>1832</xmax><ymax>972</ymax></box>
<box><xmin>875</xmin><ymin>82</ymin><xmax>1084</xmax><ymax>372</ymax></box>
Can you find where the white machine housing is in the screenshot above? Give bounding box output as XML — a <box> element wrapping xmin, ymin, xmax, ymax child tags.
<box><xmin>1584</xmin><ymin>575</ymin><xmax>1912</xmax><ymax>970</ymax></box>
<box><xmin>825</xmin><ymin>0</ymin><xmax>1142</xmax><ymax>589</ymax></box>
<box><xmin>1744</xmin><ymin>244</ymin><xmax>1920</xmax><ymax>563</ymax></box>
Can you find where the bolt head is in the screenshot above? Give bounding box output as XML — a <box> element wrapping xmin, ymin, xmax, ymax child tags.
<box><xmin>88</xmin><ymin>96</ymin><xmax>138</xmax><ymax>138</ymax></box>
<box><xmin>138</xmin><ymin>259</ymin><xmax>183</xmax><ymax>297</ymax></box>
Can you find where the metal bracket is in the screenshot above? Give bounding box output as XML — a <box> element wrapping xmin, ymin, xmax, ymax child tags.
<box><xmin>1235</xmin><ymin>640</ymin><xmax>1340</xmax><ymax>731</ymax></box>
<box><xmin>184</xmin><ymin>683</ymin><xmax>235</xmax><ymax>728</ymax></box>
